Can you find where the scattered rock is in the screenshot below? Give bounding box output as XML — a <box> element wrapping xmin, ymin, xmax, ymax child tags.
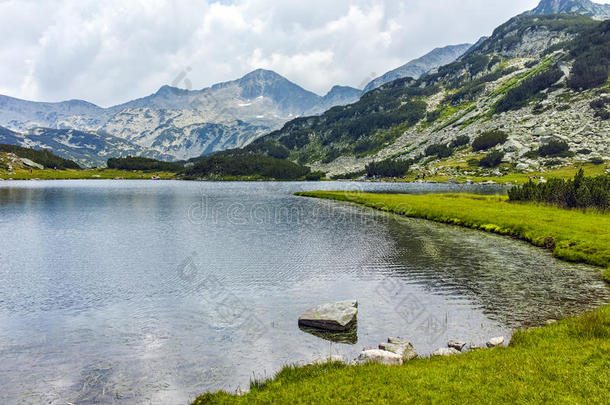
<box><xmin>447</xmin><ymin>340</ymin><xmax>467</xmax><ymax>351</ymax></box>
<box><xmin>545</xmin><ymin>319</ymin><xmax>557</xmax><ymax>325</ymax></box>
<box><xmin>298</xmin><ymin>300</ymin><xmax>358</xmax><ymax>332</ymax></box>
<box><xmin>431</xmin><ymin>347</ymin><xmax>460</xmax><ymax>357</ymax></box>
<box><xmin>379</xmin><ymin>337</ymin><xmax>418</xmax><ymax>361</ymax></box>
<box><xmin>354</xmin><ymin>349</ymin><xmax>403</xmax><ymax>365</ymax></box>
<box><xmin>486</xmin><ymin>337</ymin><xmax>505</xmax><ymax>348</ymax></box>
<box><xmin>469</xmin><ymin>343</ymin><xmax>484</xmax><ymax>350</ymax></box>
<box><xmin>19</xmin><ymin>158</ymin><xmax>43</xmax><ymax>170</ymax></box>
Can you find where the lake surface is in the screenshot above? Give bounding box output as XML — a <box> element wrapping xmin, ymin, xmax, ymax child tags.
<box><xmin>0</xmin><ymin>180</ymin><xmax>608</xmax><ymax>404</ymax></box>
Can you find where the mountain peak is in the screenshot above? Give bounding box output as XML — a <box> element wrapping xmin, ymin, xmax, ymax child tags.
<box><xmin>362</xmin><ymin>43</ymin><xmax>473</xmax><ymax>94</ymax></box>
<box><xmin>527</xmin><ymin>0</ymin><xmax>610</xmax><ymax>19</ymax></box>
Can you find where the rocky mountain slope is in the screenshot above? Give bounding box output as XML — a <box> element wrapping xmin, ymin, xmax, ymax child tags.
<box><xmin>245</xmin><ymin>14</ymin><xmax>609</xmax><ymax>177</ymax></box>
<box><xmin>526</xmin><ymin>0</ymin><xmax>610</xmax><ymax>19</ymax></box>
<box><xmin>362</xmin><ymin>44</ymin><xmax>473</xmax><ymax>94</ymax></box>
<box><xmin>0</xmin><ymin>69</ymin><xmax>362</xmax><ymax>164</ymax></box>
<box><xmin>0</xmin><ymin>125</ymin><xmax>172</xmax><ymax>167</ymax></box>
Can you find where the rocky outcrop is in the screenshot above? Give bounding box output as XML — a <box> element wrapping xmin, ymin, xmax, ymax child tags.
<box><xmin>526</xmin><ymin>0</ymin><xmax>610</xmax><ymax>20</ymax></box>
<box><xmin>298</xmin><ymin>300</ymin><xmax>358</xmax><ymax>332</ymax></box>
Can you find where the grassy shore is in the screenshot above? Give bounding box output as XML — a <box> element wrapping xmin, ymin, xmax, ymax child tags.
<box><xmin>296</xmin><ymin>192</ymin><xmax>610</xmax><ymax>274</ymax></box>
<box><xmin>0</xmin><ymin>168</ymin><xmax>178</xmax><ymax>180</ymax></box>
<box><xmin>193</xmin><ymin>192</ymin><xmax>609</xmax><ymax>404</ymax></box>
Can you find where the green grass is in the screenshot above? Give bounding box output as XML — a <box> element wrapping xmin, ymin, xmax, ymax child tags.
<box><xmin>403</xmin><ymin>163</ymin><xmax>609</xmax><ymax>185</ymax></box>
<box><xmin>194</xmin><ymin>305</ymin><xmax>610</xmax><ymax>404</ymax></box>
<box><xmin>0</xmin><ymin>168</ymin><xmax>178</xmax><ymax>180</ymax></box>
<box><xmin>296</xmin><ymin>192</ymin><xmax>610</xmax><ymax>271</ymax></box>
<box><xmin>193</xmin><ymin>192</ymin><xmax>610</xmax><ymax>404</ymax></box>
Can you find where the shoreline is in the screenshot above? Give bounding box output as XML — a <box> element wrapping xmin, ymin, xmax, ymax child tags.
<box><xmin>193</xmin><ymin>191</ymin><xmax>610</xmax><ymax>404</ymax></box>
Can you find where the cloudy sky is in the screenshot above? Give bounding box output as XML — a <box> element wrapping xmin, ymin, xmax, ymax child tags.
<box><xmin>0</xmin><ymin>0</ymin><xmax>606</xmax><ymax>107</ymax></box>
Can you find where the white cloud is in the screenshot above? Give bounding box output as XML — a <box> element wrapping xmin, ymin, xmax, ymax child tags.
<box><xmin>1</xmin><ymin>0</ymin><xmax>600</xmax><ymax>107</ymax></box>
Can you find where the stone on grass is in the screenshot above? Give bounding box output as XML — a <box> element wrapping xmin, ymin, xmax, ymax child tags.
<box><xmin>379</xmin><ymin>337</ymin><xmax>418</xmax><ymax>361</ymax></box>
<box><xmin>486</xmin><ymin>336</ymin><xmax>505</xmax><ymax>348</ymax></box>
<box><xmin>298</xmin><ymin>300</ymin><xmax>358</xmax><ymax>332</ymax></box>
<box><xmin>447</xmin><ymin>340</ymin><xmax>467</xmax><ymax>351</ymax></box>
<box><xmin>431</xmin><ymin>347</ymin><xmax>460</xmax><ymax>357</ymax></box>
<box><xmin>354</xmin><ymin>349</ymin><xmax>403</xmax><ymax>365</ymax></box>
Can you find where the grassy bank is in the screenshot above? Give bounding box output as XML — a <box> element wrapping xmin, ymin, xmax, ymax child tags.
<box><xmin>397</xmin><ymin>162</ymin><xmax>609</xmax><ymax>185</ymax></box>
<box><xmin>0</xmin><ymin>168</ymin><xmax>178</xmax><ymax>180</ymax></box>
<box><xmin>296</xmin><ymin>192</ymin><xmax>610</xmax><ymax>275</ymax></box>
<box><xmin>193</xmin><ymin>192</ymin><xmax>609</xmax><ymax>404</ymax></box>
<box><xmin>194</xmin><ymin>305</ymin><xmax>609</xmax><ymax>404</ymax></box>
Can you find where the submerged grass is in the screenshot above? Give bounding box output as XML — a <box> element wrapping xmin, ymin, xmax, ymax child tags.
<box><xmin>193</xmin><ymin>192</ymin><xmax>610</xmax><ymax>404</ymax></box>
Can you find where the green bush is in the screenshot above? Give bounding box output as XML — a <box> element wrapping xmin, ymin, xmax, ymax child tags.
<box><xmin>425</xmin><ymin>143</ymin><xmax>453</xmax><ymax>158</ymax></box>
<box><xmin>107</xmin><ymin>156</ymin><xmax>183</xmax><ymax>172</ymax></box>
<box><xmin>365</xmin><ymin>158</ymin><xmax>412</xmax><ymax>177</ymax></box>
<box><xmin>538</xmin><ymin>140</ymin><xmax>572</xmax><ymax>157</ymax></box>
<box><xmin>450</xmin><ymin>135</ymin><xmax>470</xmax><ymax>148</ymax></box>
<box><xmin>479</xmin><ymin>150</ymin><xmax>505</xmax><ymax>168</ymax></box>
<box><xmin>186</xmin><ymin>153</ymin><xmax>310</xmax><ymax>180</ymax></box>
<box><xmin>472</xmin><ymin>130</ymin><xmax>508</xmax><ymax>151</ymax></box>
<box><xmin>508</xmin><ymin>169</ymin><xmax>610</xmax><ymax>210</ymax></box>
<box><xmin>495</xmin><ymin>66</ymin><xmax>563</xmax><ymax>113</ymax></box>
<box><xmin>305</xmin><ymin>171</ymin><xmax>326</xmax><ymax>181</ymax></box>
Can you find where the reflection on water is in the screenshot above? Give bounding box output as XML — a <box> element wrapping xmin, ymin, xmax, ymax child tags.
<box><xmin>0</xmin><ymin>180</ymin><xmax>607</xmax><ymax>405</ymax></box>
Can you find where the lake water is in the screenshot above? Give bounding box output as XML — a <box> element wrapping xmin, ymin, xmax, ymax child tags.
<box><xmin>0</xmin><ymin>180</ymin><xmax>608</xmax><ymax>404</ymax></box>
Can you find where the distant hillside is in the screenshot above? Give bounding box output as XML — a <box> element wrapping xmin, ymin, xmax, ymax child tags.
<box><xmin>0</xmin><ymin>141</ymin><xmax>80</xmax><ymax>170</ymax></box>
<box><xmin>362</xmin><ymin>44</ymin><xmax>473</xmax><ymax>94</ymax></box>
<box><xmin>242</xmin><ymin>15</ymin><xmax>608</xmax><ymax>176</ymax></box>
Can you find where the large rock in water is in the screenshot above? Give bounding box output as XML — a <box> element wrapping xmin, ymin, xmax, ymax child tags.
<box><xmin>298</xmin><ymin>300</ymin><xmax>358</xmax><ymax>331</ymax></box>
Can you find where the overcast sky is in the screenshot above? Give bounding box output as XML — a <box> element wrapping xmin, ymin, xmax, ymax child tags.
<box><xmin>0</xmin><ymin>0</ymin><xmax>607</xmax><ymax>107</ymax></box>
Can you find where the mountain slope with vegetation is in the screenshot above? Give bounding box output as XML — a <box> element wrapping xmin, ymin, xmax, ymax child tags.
<box><xmin>243</xmin><ymin>14</ymin><xmax>608</xmax><ymax>178</ymax></box>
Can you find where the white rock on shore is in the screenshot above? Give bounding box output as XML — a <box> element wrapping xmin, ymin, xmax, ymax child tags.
<box><xmin>486</xmin><ymin>336</ymin><xmax>505</xmax><ymax>348</ymax></box>
<box><xmin>431</xmin><ymin>347</ymin><xmax>461</xmax><ymax>357</ymax></box>
<box><xmin>354</xmin><ymin>349</ymin><xmax>403</xmax><ymax>365</ymax></box>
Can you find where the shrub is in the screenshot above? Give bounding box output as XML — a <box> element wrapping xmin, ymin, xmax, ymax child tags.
<box><xmin>479</xmin><ymin>150</ymin><xmax>505</xmax><ymax>168</ymax></box>
<box><xmin>538</xmin><ymin>140</ymin><xmax>572</xmax><ymax>157</ymax></box>
<box><xmin>186</xmin><ymin>153</ymin><xmax>310</xmax><ymax>180</ymax></box>
<box><xmin>107</xmin><ymin>156</ymin><xmax>183</xmax><ymax>172</ymax></box>
<box><xmin>472</xmin><ymin>130</ymin><xmax>508</xmax><ymax>151</ymax></box>
<box><xmin>594</xmin><ymin>109</ymin><xmax>610</xmax><ymax>120</ymax></box>
<box><xmin>365</xmin><ymin>158</ymin><xmax>412</xmax><ymax>177</ymax></box>
<box><xmin>495</xmin><ymin>66</ymin><xmax>563</xmax><ymax>113</ymax></box>
<box><xmin>508</xmin><ymin>169</ymin><xmax>610</xmax><ymax>210</ymax></box>
<box><xmin>425</xmin><ymin>143</ymin><xmax>453</xmax><ymax>158</ymax></box>
<box><xmin>305</xmin><ymin>171</ymin><xmax>326</xmax><ymax>181</ymax></box>
<box><xmin>450</xmin><ymin>135</ymin><xmax>470</xmax><ymax>148</ymax></box>
<box><xmin>590</xmin><ymin>157</ymin><xmax>605</xmax><ymax>165</ymax></box>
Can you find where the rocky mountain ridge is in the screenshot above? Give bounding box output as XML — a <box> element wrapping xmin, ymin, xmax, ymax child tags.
<box><xmin>362</xmin><ymin>44</ymin><xmax>473</xmax><ymax>93</ymax></box>
<box><xmin>526</xmin><ymin>0</ymin><xmax>610</xmax><ymax>19</ymax></box>
<box><xmin>245</xmin><ymin>14</ymin><xmax>609</xmax><ymax>177</ymax></box>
